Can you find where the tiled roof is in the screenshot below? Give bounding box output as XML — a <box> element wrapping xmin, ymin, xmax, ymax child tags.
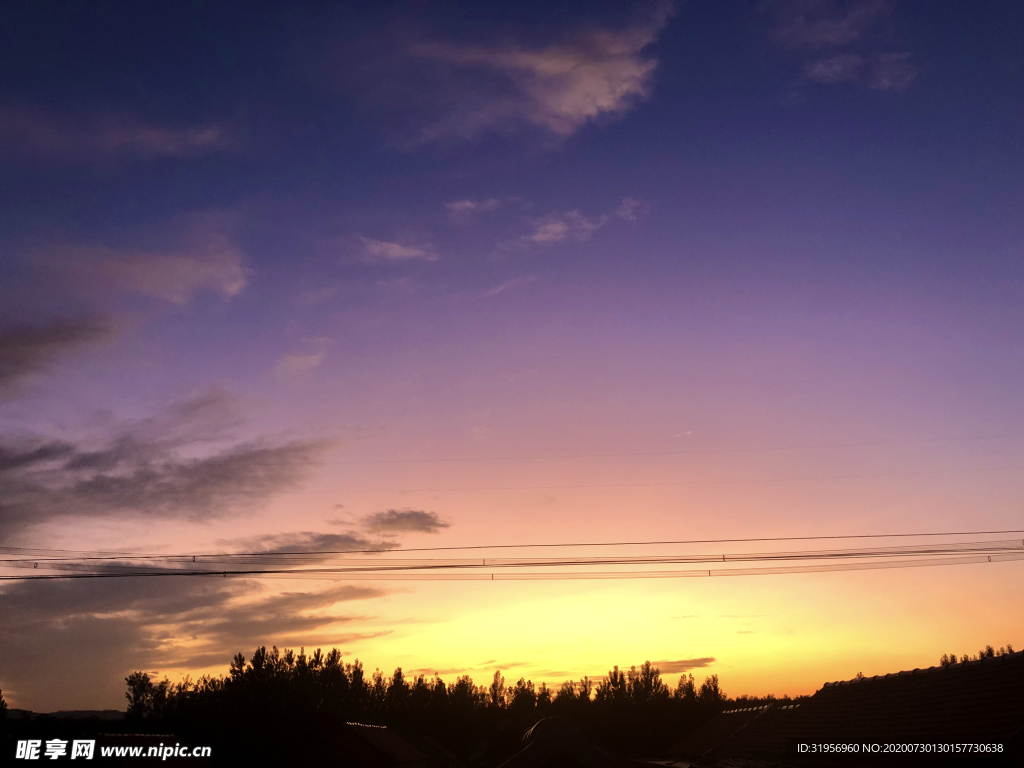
<box><xmin>667</xmin><ymin>650</ymin><xmax>1024</xmax><ymax>765</ymax></box>
<box><xmin>794</xmin><ymin>650</ymin><xmax>1024</xmax><ymax>746</ymax></box>
<box><xmin>346</xmin><ymin>723</ymin><xmax>427</xmax><ymax>765</ymax></box>
<box><xmin>668</xmin><ymin>708</ymin><xmax>768</xmax><ymax>758</ymax></box>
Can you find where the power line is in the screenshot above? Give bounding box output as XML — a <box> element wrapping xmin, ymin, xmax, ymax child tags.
<box><xmin>3</xmin><ymin>551</ymin><xmax>1022</xmax><ymax>582</ymax></box>
<box><xmin>7</xmin><ymin>540</ymin><xmax>1024</xmax><ymax>572</ymax></box>
<box><xmin>3</xmin><ymin>528</ymin><xmax>1024</xmax><ymax>563</ymax></box>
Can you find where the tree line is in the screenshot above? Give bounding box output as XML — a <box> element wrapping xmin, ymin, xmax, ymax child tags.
<box><xmin>122</xmin><ymin>646</ymin><xmax>782</xmax><ymax>764</ymax></box>
<box><xmin>939</xmin><ymin>643</ymin><xmax>1015</xmax><ymax>667</ymax></box>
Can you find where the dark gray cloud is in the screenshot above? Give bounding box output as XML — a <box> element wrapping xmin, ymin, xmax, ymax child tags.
<box><xmin>0</xmin><ymin>391</ymin><xmax>329</xmax><ymax>539</ymax></box>
<box><xmin>0</xmin><ymin>576</ymin><xmax>385</xmax><ymax>711</ymax></box>
<box><xmin>651</xmin><ymin>657</ymin><xmax>716</xmax><ymax>673</ymax></box>
<box><xmin>229</xmin><ymin>531</ymin><xmax>388</xmax><ymax>554</ymax></box>
<box><xmin>361</xmin><ymin>509</ymin><xmax>450</xmax><ymax>534</ymax></box>
<box><xmin>0</xmin><ymin>317</ymin><xmax>113</xmax><ymax>399</ymax></box>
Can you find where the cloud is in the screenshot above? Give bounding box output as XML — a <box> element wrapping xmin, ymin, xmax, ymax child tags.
<box><xmin>803</xmin><ymin>51</ymin><xmax>915</xmax><ymax>89</ymax></box>
<box><xmin>406</xmin><ymin>667</ymin><xmax>470</xmax><ymax>677</ymax></box>
<box><xmin>651</xmin><ymin>657</ymin><xmax>716</xmax><ymax>673</ymax></box>
<box><xmin>274</xmin><ymin>338</ymin><xmax>332</xmax><ymax>380</ymax></box>
<box><xmin>40</xmin><ymin>220</ymin><xmax>248</xmax><ymax>305</ymax></box>
<box><xmin>361</xmin><ymin>509</ymin><xmax>450</xmax><ymax>534</ymax></box>
<box><xmin>296</xmin><ymin>286</ymin><xmax>339</xmax><ymax>305</ymax></box>
<box><xmin>358</xmin><ymin>236</ymin><xmax>438</xmax><ymax>263</ymax></box>
<box><xmin>525</xmin><ymin>211</ymin><xmax>607</xmax><ymax>244</ymax></box>
<box><xmin>0</xmin><ymin>391</ymin><xmax>329</xmax><ymax>538</ymax></box>
<box><xmin>446</xmin><ymin>199</ymin><xmax>501</xmax><ymax>215</ymax></box>
<box><xmin>869</xmin><ymin>52</ymin><xmax>918</xmax><ymax>91</ymax></box>
<box><xmin>224</xmin><ymin>530</ymin><xmax>392</xmax><ymax>555</ymax></box>
<box><xmin>484</xmin><ymin>275</ymin><xmax>539</xmax><ymax>297</ymax></box>
<box><xmin>0</xmin><ymin>576</ymin><xmax>384</xmax><ymax>711</ymax></box>
<box><xmin>767</xmin><ymin>2</ymin><xmax>916</xmax><ymax>93</ymax></box>
<box><xmin>403</xmin><ymin>4</ymin><xmax>673</xmax><ymax>141</ymax></box>
<box><xmin>615</xmin><ymin>197</ymin><xmax>647</xmax><ymax>221</ymax></box>
<box><xmin>771</xmin><ymin>0</ymin><xmax>887</xmax><ymax>49</ymax></box>
<box><xmin>0</xmin><ymin>105</ymin><xmax>231</xmax><ymax>162</ymax></box>
<box><xmin>274</xmin><ymin>351</ymin><xmax>326</xmax><ymax>378</ymax></box>
<box><xmin>804</xmin><ymin>54</ymin><xmax>865</xmax><ymax>83</ymax></box>
<box><xmin>0</xmin><ymin>317</ymin><xmax>114</xmax><ymax>399</ymax></box>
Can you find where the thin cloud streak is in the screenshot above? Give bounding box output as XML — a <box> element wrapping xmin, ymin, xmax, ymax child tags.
<box><xmin>358</xmin><ymin>236</ymin><xmax>439</xmax><ymax>262</ymax></box>
<box><xmin>37</xmin><ymin>218</ymin><xmax>248</xmax><ymax>305</ymax></box>
<box><xmin>651</xmin><ymin>657</ymin><xmax>716</xmax><ymax>673</ymax></box>
<box><xmin>524</xmin><ymin>211</ymin><xmax>607</xmax><ymax>244</ymax></box>
<box><xmin>484</xmin><ymin>276</ymin><xmax>539</xmax><ymax>298</ymax></box>
<box><xmin>0</xmin><ymin>105</ymin><xmax>232</xmax><ymax>162</ymax></box>
<box><xmin>805</xmin><ymin>54</ymin><xmax>865</xmax><ymax>84</ymax></box>
<box><xmin>362</xmin><ymin>509</ymin><xmax>450</xmax><ymax>534</ymax></box>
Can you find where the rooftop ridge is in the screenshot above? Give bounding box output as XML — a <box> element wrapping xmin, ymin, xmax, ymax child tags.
<box><xmin>821</xmin><ymin>648</ymin><xmax>1023</xmax><ymax>688</ymax></box>
<box><xmin>720</xmin><ymin>703</ymin><xmax>800</xmax><ymax>714</ymax></box>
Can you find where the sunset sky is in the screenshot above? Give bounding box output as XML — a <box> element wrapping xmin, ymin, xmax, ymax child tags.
<box><xmin>1</xmin><ymin>0</ymin><xmax>1022</xmax><ymax>713</ymax></box>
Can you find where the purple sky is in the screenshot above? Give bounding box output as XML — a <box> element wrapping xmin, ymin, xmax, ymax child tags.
<box><xmin>0</xmin><ymin>0</ymin><xmax>1022</xmax><ymax>711</ymax></box>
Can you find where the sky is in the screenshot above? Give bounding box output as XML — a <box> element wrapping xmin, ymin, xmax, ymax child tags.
<box><xmin>0</xmin><ymin>0</ymin><xmax>1022</xmax><ymax>712</ymax></box>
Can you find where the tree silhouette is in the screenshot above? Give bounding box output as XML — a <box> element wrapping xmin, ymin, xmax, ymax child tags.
<box><xmin>488</xmin><ymin>670</ymin><xmax>506</xmax><ymax>708</ymax></box>
<box><xmin>940</xmin><ymin>643</ymin><xmax>1014</xmax><ymax>666</ymax></box>
<box><xmin>698</xmin><ymin>674</ymin><xmax>725</xmax><ymax>703</ymax></box>
<box><xmin>674</xmin><ymin>673</ymin><xmax>697</xmax><ymax>701</ymax></box>
<box><xmin>0</xmin><ymin>686</ymin><xmax>7</xmax><ymax>720</ymax></box>
<box><xmin>117</xmin><ymin>647</ymin><xmax>752</xmax><ymax>763</ymax></box>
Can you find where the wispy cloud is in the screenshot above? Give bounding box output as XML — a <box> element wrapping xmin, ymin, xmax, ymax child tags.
<box><xmin>446</xmin><ymin>199</ymin><xmax>501</xmax><ymax>215</ymax></box>
<box><xmin>615</xmin><ymin>196</ymin><xmax>648</xmax><ymax>221</ymax></box>
<box><xmin>651</xmin><ymin>657</ymin><xmax>716</xmax><ymax>673</ymax></box>
<box><xmin>869</xmin><ymin>52</ymin><xmax>918</xmax><ymax>91</ymax></box>
<box><xmin>39</xmin><ymin>218</ymin><xmax>248</xmax><ymax>305</ymax></box>
<box><xmin>274</xmin><ymin>338</ymin><xmax>332</xmax><ymax>380</ymax></box>
<box><xmin>296</xmin><ymin>286</ymin><xmax>339</xmax><ymax>305</ymax></box>
<box><xmin>362</xmin><ymin>509</ymin><xmax>450</xmax><ymax>534</ymax></box>
<box><xmin>804</xmin><ymin>52</ymin><xmax>916</xmax><ymax>89</ymax></box>
<box><xmin>0</xmin><ymin>105</ymin><xmax>231</xmax><ymax>162</ymax></box>
<box><xmin>359</xmin><ymin>236</ymin><xmax>438</xmax><ymax>263</ymax></box>
<box><xmin>219</xmin><ymin>530</ymin><xmax>392</xmax><ymax>555</ymax></box>
<box><xmin>768</xmin><ymin>1</ymin><xmax>916</xmax><ymax>93</ymax></box>
<box><xmin>402</xmin><ymin>4</ymin><xmax>673</xmax><ymax>142</ymax></box>
<box><xmin>274</xmin><ymin>351</ymin><xmax>326</xmax><ymax>378</ymax></box>
<box><xmin>771</xmin><ymin>0</ymin><xmax>888</xmax><ymax>49</ymax></box>
<box><xmin>524</xmin><ymin>210</ymin><xmax>607</xmax><ymax>244</ymax></box>
<box><xmin>484</xmin><ymin>275</ymin><xmax>539</xmax><ymax>298</ymax></box>
<box><xmin>804</xmin><ymin>54</ymin><xmax>865</xmax><ymax>83</ymax></box>
<box><xmin>0</xmin><ymin>317</ymin><xmax>114</xmax><ymax>400</ymax></box>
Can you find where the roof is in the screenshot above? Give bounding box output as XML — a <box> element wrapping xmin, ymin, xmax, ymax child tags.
<box><xmin>498</xmin><ymin>717</ymin><xmax>624</xmax><ymax>768</ymax></box>
<box><xmin>668</xmin><ymin>650</ymin><xmax>1024</xmax><ymax>765</ymax></box>
<box><xmin>668</xmin><ymin>705</ymin><xmax>802</xmax><ymax>764</ymax></box>
<box><xmin>796</xmin><ymin>650</ymin><xmax>1024</xmax><ymax>746</ymax></box>
<box><xmin>346</xmin><ymin>723</ymin><xmax>427</xmax><ymax>767</ymax></box>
